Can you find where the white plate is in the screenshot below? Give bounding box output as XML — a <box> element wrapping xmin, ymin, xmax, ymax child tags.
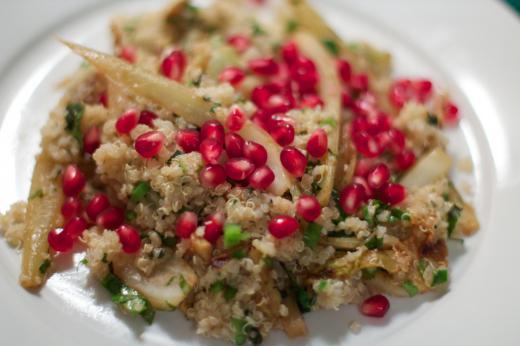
<box><xmin>0</xmin><ymin>1</ymin><xmax>519</xmax><ymax>345</ymax></box>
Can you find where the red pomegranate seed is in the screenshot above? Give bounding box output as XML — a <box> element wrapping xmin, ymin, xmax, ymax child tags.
<box><xmin>161</xmin><ymin>50</ymin><xmax>186</xmax><ymax>81</ymax></box>
<box><xmin>351</xmin><ymin>116</ymin><xmax>368</xmax><ymax>134</ymax></box>
<box><xmin>203</xmin><ymin>213</ymin><xmax>225</xmax><ymax>244</ymax></box>
<box><xmin>248</xmin><ymin>57</ymin><xmax>279</xmax><ymax>76</ymax></box>
<box><xmin>296</xmin><ymin>195</ymin><xmax>321</xmax><ymax>222</ymax></box>
<box><xmin>351</xmin><ymin>91</ymin><xmax>377</xmax><ymax>117</ymax></box>
<box><xmin>48</xmin><ymin>228</ymin><xmax>73</xmax><ymax>252</ymax></box>
<box><xmin>99</xmin><ymin>91</ymin><xmax>108</xmax><ymax>108</ymax></box>
<box><xmin>115</xmin><ymin>109</ymin><xmax>138</xmax><ymax>135</ymax></box>
<box><xmin>199</xmin><ymin>164</ymin><xmax>227</xmax><ymax>188</ymax></box>
<box><xmin>225</xmin><ymin>158</ymin><xmax>255</xmax><ymax>181</ymax></box>
<box><xmin>134</xmin><ymin>131</ymin><xmax>165</xmax><ymax>158</ymax></box>
<box><xmin>354</xmin><ymin>158</ymin><xmax>373</xmax><ymax>177</ymax></box>
<box><xmin>444</xmin><ymin>101</ymin><xmax>460</xmax><ymax>125</ymax></box>
<box><xmin>219</xmin><ymin>67</ymin><xmax>245</xmax><ymax>86</ymax></box>
<box><xmin>251</xmin><ymin>109</ymin><xmax>270</xmax><ymax>130</ymax></box>
<box><xmin>353</xmin><ymin>176</ymin><xmax>373</xmax><ymax>199</ymax></box>
<box><xmin>175</xmin><ymin>211</ymin><xmax>198</xmax><ymax>239</ymax></box>
<box><xmin>415</xmin><ymin>79</ymin><xmax>433</xmax><ymax>102</ymax></box>
<box><xmin>116</xmin><ymin>224</ymin><xmax>142</xmax><ymax>253</ymax></box>
<box><xmin>199</xmin><ymin>138</ymin><xmax>223</xmax><ymax>164</ymax></box>
<box><xmin>226</xmin><ymin>107</ymin><xmax>246</xmax><ymax>132</ymax></box>
<box><xmin>118</xmin><ymin>45</ymin><xmax>137</xmax><ymax>63</ymax></box>
<box><xmin>83</xmin><ymin>126</ymin><xmax>101</xmax><ymax>155</ymax></box>
<box><xmin>380</xmin><ymin>183</ymin><xmax>406</xmax><ymax>205</ymax></box>
<box><xmin>395</xmin><ymin>149</ymin><xmax>416</xmax><ymax>171</ymax></box>
<box><xmin>300</xmin><ymin>94</ymin><xmax>324</xmax><ymax>109</ymax></box>
<box><xmin>342</xmin><ymin>91</ymin><xmax>352</xmax><ymax>108</ymax></box>
<box><xmin>389</xmin><ymin>79</ymin><xmax>412</xmax><ymax>109</ymax></box>
<box><xmin>307</xmin><ymin>129</ymin><xmax>328</xmax><ymax>159</ymax></box>
<box><xmin>243</xmin><ymin>141</ymin><xmax>267</xmax><ymax>166</ymax></box>
<box><xmin>176</xmin><ymin>129</ymin><xmax>200</xmax><ymax>153</ymax></box>
<box><xmin>268</xmin><ymin>215</ymin><xmax>300</xmax><ymax>239</ymax></box>
<box><xmin>61</xmin><ymin>196</ymin><xmax>82</xmax><ymax>220</ymax></box>
<box><xmin>248</xmin><ymin>166</ymin><xmax>275</xmax><ymax>190</ymax></box>
<box><xmin>62</xmin><ymin>165</ymin><xmax>86</xmax><ymax>197</ymax></box>
<box><xmin>225</xmin><ymin>133</ymin><xmax>245</xmax><ymax>158</ymax></box>
<box><xmin>353</xmin><ymin>132</ymin><xmax>382</xmax><ymax>158</ymax></box>
<box><xmin>339</xmin><ymin>183</ymin><xmax>366</xmax><ymax>214</ymax></box>
<box><xmin>86</xmin><ymin>193</ymin><xmax>110</xmax><ymax>220</ymax></box>
<box><xmin>350</xmin><ymin>73</ymin><xmax>369</xmax><ymax>91</ymax></box>
<box><xmin>96</xmin><ymin>207</ymin><xmax>124</xmax><ymax>230</ymax></box>
<box><xmin>290</xmin><ymin>57</ymin><xmax>318</xmax><ymax>93</ymax></box>
<box><xmin>366</xmin><ymin>113</ymin><xmax>392</xmax><ymax>135</ymax></box>
<box><xmin>360</xmin><ymin>294</ymin><xmax>390</xmax><ymax>317</ymax></box>
<box><xmin>138</xmin><ymin>110</ymin><xmax>158</xmax><ymax>127</ymax></box>
<box><xmin>270</xmin><ymin>121</ymin><xmax>295</xmax><ymax>146</ymax></box>
<box><xmin>227</xmin><ymin>34</ymin><xmax>251</xmax><ymax>54</ymax></box>
<box><xmin>63</xmin><ymin>216</ymin><xmax>88</xmax><ymax>239</ymax></box>
<box><xmin>337</xmin><ymin>59</ymin><xmax>352</xmax><ymax>84</ymax></box>
<box><xmin>366</xmin><ymin>163</ymin><xmax>391</xmax><ymax>190</ymax></box>
<box><xmin>386</xmin><ymin>128</ymin><xmax>406</xmax><ymax>154</ymax></box>
<box><xmin>200</xmin><ymin>120</ymin><xmax>224</xmax><ymax>144</ymax></box>
<box><xmin>280</xmin><ymin>147</ymin><xmax>307</xmax><ymax>177</ymax></box>
<box><xmin>281</xmin><ymin>41</ymin><xmax>299</xmax><ymax>64</ymax></box>
<box><xmin>252</xmin><ymin>83</ymin><xmax>295</xmax><ymax>114</ymax></box>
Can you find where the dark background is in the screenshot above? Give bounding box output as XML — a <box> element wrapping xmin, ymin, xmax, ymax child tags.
<box><xmin>505</xmin><ymin>0</ymin><xmax>520</xmax><ymax>13</ymax></box>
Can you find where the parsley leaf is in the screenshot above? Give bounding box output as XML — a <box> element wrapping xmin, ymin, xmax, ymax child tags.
<box><xmin>286</xmin><ymin>20</ymin><xmax>299</xmax><ymax>33</ymax></box>
<box><xmin>131</xmin><ymin>181</ymin><xmax>151</xmax><ymax>202</ymax></box>
<box><xmin>364</xmin><ymin>236</ymin><xmax>384</xmax><ymax>250</ymax></box>
<box><xmin>361</xmin><ymin>267</ymin><xmax>379</xmax><ymax>280</ymax></box>
<box><xmin>303</xmin><ymin>222</ymin><xmax>322</xmax><ymax>249</ymax></box>
<box><xmin>432</xmin><ymin>269</ymin><xmax>448</xmax><ymax>286</ymax></box>
<box><xmin>447</xmin><ymin>205</ymin><xmax>462</xmax><ymax>237</ymax></box>
<box><xmin>38</xmin><ymin>259</ymin><xmax>51</xmax><ymax>274</ymax></box>
<box><xmin>296</xmin><ymin>286</ymin><xmax>316</xmax><ymax>313</ymax></box>
<box><xmin>322</xmin><ymin>39</ymin><xmax>340</xmax><ymax>56</ymax></box>
<box><xmin>65</xmin><ymin>103</ymin><xmax>85</xmax><ymax>147</ymax></box>
<box><xmin>402</xmin><ymin>280</ymin><xmax>419</xmax><ymax>297</ymax></box>
<box><xmin>29</xmin><ymin>189</ymin><xmax>44</xmax><ymax>200</ymax></box>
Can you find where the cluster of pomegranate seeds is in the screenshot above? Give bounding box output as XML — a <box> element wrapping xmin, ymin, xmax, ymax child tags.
<box><xmin>203</xmin><ymin>213</ymin><xmax>224</xmax><ymax>244</ymax></box>
<box><xmin>226</xmin><ymin>107</ymin><xmax>246</xmax><ymax>132</ymax></box>
<box><xmin>296</xmin><ymin>195</ymin><xmax>321</xmax><ymax>222</ymax></box>
<box><xmin>176</xmin><ymin>211</ymin><xmax>198</xmax><ymax>239</ymax></box>
<box><xmin>201</xmin><ymin>120</ymin><xmax>225</xmax><ymax>144</ymax></box>
<box><xmin>248</xmin><ymin>57</ymin><xmax>279</xmax><ymax>76</ymax></box>
<box><xmin>161</xmin><ymin>50</ymin><xmax>186</xmax><ymax>81</ymax></box>
<box><xmin>134</xmin><ymin>130</ymin><xmax>166</xmax><ymax>158</ymax></box>
<box><xmin>138</xmin><ymin>110</ymin><xmax>158</xmax><ymax>127</ymax></box>
<box><xmin>389</xmin><ymin>78</ymin><xmax>433</xmax><ymax>109</ymax></box>
<box><xmin>219</xmin><ymin>67</ymin><xmax>245</xmax><ymax>86</ymax></box>
<box><xmin>269</xmin><ymin>119</ymin><xmax>295</xmax><ymax>146</ymax></box>
<box><xmin>176</xmin><ymin>129</ymin><xmax>200</xmax><ymax>153</ymax></box>
<box><xmin>116</xmin><ymin>225</ymin><xmax>142</xmax><ymax>253</ymax></box>
<box><xmin>280</xmin><ymin>147</ymin><xmax>307</xmax><ymax>177</ymax></box>
<box><xmin>360</xmin><ymin>294</ymin><xmax>390</xmax><ymax>318</ymax></box>
<box><xmin>227</xmin><ymin>34</ymin><xmax>251</xmax><ymax>54</ymax></box>
<box><xmin>83</xmin><ymin>126</ymin><xmax>101</xmax><ymax>155</ymax></box>
<box><xmin>118</xmin><ymin>45</ymin><xmax>137</xmax><ymax>64</ymax></box>
<box><xmin>307</xmin><ymin>129</ymin><xmax>328</xmax><ymax>159</ymax></box>
<box><xmin>199</xmin><ymin>164</ymin><xmax>227</xmax><ymax>188</ymax></box>
<box><xmin>115</xmin><ymin>109</ymin><xmax>138</xmax><ymax>135</ymax></box>
<box><xmin>268</xmin><ymin>215</ymin><xmax>300</xmax><ymax>239</ymax></box>
<box><xmin>62</xmin><ymin>165</ymin><xmax>86</xmax><ymax>197</ymax></box>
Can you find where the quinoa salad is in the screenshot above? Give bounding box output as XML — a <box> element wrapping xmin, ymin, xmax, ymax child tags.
<box><xmin>0</xmin><ymin>0</ymin><xmax>479</xmax><ymax>344</ymax></box>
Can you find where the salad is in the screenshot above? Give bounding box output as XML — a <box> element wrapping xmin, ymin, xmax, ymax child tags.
<box><xmin>0</xmin><ymin>0</ymin><xmax>479</xmax><ymax>344</ymax></box>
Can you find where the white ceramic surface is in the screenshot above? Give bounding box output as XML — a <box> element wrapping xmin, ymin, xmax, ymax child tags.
<box><xmin>0</xmin><ymin>1</ymin><xmax>519</xmax><ymax>345</ymax></box>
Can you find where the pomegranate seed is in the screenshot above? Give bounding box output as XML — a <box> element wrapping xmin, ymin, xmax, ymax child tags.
<box><xmin>307</xmin><ymin>129</ymin><xmax>328</xmax><ymax>158</ymax></box>
<box><xmin>339</xmin><ymin>183</ymin><xmax>366</xmax><ymax>214</ymax></box>
<box><xmin>386</xmin><ymin>128</ymin><xmax>406</xmax><ymax>154</ymax></box>
<box><xmin>248</xmin><ymin>57</ymin><xmax>279</xmax><ymax>76</ymax></box>
<box><xmin>99</xmin><ymin>91</ymin><xmax>108</xmax><ymax>108</ymax></box>
<box><xmin>118</xmin><ymin>45</ymin><xmax>137</xmax><ymax>63</ymax></box>
<box><xmin>251</xmin><ymin>109</ymin><xmax>270</xmax><ymax>130</ymax></box>
<box><xmin>281</xmin><ymin>41</ymin><xmax>299</xmax><ymax>64</ymax></box>
<box><xmin>62</xmin><ymin>165</ymin><xmax>86</xmax><ymax>197</ymax></box>
<box><xmin>226</xmin><ymin>107</ymin><xmax>246</xmax><ymax>132</ymax></box>
<box><xmin>61</xmin><ymin>196</ymin><xmax>82</xmax><ymax>220</ymax></box>
<box><xmin>290</xmin><ymin>57</ymin><xmax>318</xmax><ymax>93</ymax></box>
<box><xmin>270</xmin><ymin>121</ymin><xmax>295</xmax><ymax>146</ymax></box>
<box><xmin>116</xmin><ymin>224</ymin><xmax>142</xmax><ymax>253</ymax></box>
<box><xmin>248</xmin><ymin>166</ymin><xmax>275</xmax><ymax>190</ymax></box>
<box><xmin>48</xmin><ymin>228</ymin><xmax>73</xmax><ymax>252</ymax></box>
<box><xmin>83</xmin><ymin>126</ymin><xmax>101</xmax><ymax>155</ymax></box>
<box><xmin>243</xmin><ymin>141</ymin><xmax>267</xmax><ymax>166</ymax></box>
<box><xmin>199</xmin><ymin>164</ymin><xmax>227</xmax><ymax>187</ymax></box>
<box><xmin>380</xmin><ymin>183</ymin><xmax>406</xmax><ymax>205</ymax></box>
<box><xmin>176</xmin><ymin>129</ymin><xmax>200</xmax><ymax>153</ymax></box>
<box><xmin>350</xmin><ymin>73</ymin><xmax>369</xmax><ymax>91</ymax></box>
<box><xmin>161</xmin><ymin>50</ymin><xmax>186</xmax><ymax>81</ymax></box>
<box><xmin>63</xmin><ymin>216</ymin><xmax>88</xmax><ymax>239</ymax></box>
<box><xmin>352</xmin><ymin>91</ymin><xmax>377</xmax><ymax>117</ymax></box>
<box><xmin>353</xmin><ymin>132</ymin><xmax>382</xmax><ymax>158</ymax></box>
<box><xmin>367</xmin><ymin>163</ymin><xmax>391</xmax><ymax>190</ymax></box>
<box><xmin>252</xmin><ymin>83</ymin><xmax>295</xmax><ymax>114</ymax></box>
<box><xmin>296</xmin><ymin>195</ymin><xmax>321</xmax><ymax>222</ymax></box>
<box><xmin>225</xmin><ymin>158</ymin><xmax>255</xmax><ymax>181</ymax></box>
<box><xmin>224</xmin><ymin>133</ymin><xmax>245</xmax><ymax>158</ymax></box>
<box><xmin>366</xmin><ymin>113</ymin><xmax>392</xmax><ymax>135</ymax></box>
<box><xmin>353</xmin><ymin>176</ymin><xmax>373</xmax><ymax>199</ymax></box>
<box><xmin>134</xmin><ymin>131</ymin><xmax>165</xmax><ymax>158</ymax></box>
<box><xmin>389</xmin><ymin>79</ymin><xmax>411</xmax><ymax>109</ymax></box>
<box><xmin>351</xmin><ymin>116</ymin><xmax>368</xmax><ymax>134</ymax></box>
<box><xmin>227</xmin><ymin>34</ymin><xmax>251</xmax><ymax>54</ymax></box>
<box><xmin>203</xmin><ymin>213</ymin><xmax>225</xmax><ymax>244</ymax></box>
<box><xmin>280</xmin><ymin>147</ymin><xmax>307</xmax><ymax>177</ymax></box>
<box><xmin>219</xmin><ymin>67</ymin><xmax>245</xmax><ymax>86</ymax></box>
<box><xmin>199</xmin><ymin>138</ymin><xmax>223</xmax><ymax>164</ymax></box>
<box><xmin>444</xmin><ymin>101</ymin><xmax>460</xmax><ymax>125</ymax></box>
<box><xmin>86</xmin><ymin>193</ymin><xmax>110</xmax><ymax>220</ymax></box>
<box><xmin>395</xmin><ymin>149</ymin><xmax>416</xmax><ymax>171</ymax></box>
<box><xmin>115</xmin><ymin>109</ymin><xmax>138</xmax><ymax>135</ymax></box>
<box><xmin>414</xmin><ymin>79</ymin><xmax>433</xmax><ymax>102</ymax></box>
<box><xmin>342</xmin><ymin>91</ymin><xmax>352</xmax><ymax>108</ymax></box>
<box><xmin>268</xmin><ymin>215</ymin><xmax>299</xmax><ymax>239</ymax></box>
<box><xmin>96</xmin><ymin>207</ymin><xmax>124</xmax><ymax>230</ymax></box>
<box><xmin>361</xmin><ymin>294</ymin><xmax>390</xmax><ymax>317</ymax></box>
<box><xmin>337</xmin><ymin>59</ymin><xmax>352</xmax><ymax>84</ymax></box>
<box><xmin>300</xmin><ymin>94</ymin><xmax>324</xmax><ymax>109</ymax></box>
<box><xmin>138</xmin><ymin>110</ymin><xmax>158</xmax><ymax>127</ymax></box>
<box><xmin>354</xmin><ymin>158</ymin><xmax>373</xmax><ymax>177</ymax></box>
<box><xmin>175</xmin><ymin>211</ymin><xmax>198</xmax><ymax>239</ymax></box>
<box><xmin>200</xmin><ymin>120</ymin><xmax>225</xmax><ymax>144</ymax></box>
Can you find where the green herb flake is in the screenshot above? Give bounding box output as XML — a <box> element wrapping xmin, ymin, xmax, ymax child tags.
<box><xmin>101</xmin><ymin>253</ymin><xmax>108</xmax><ymax>264</ymax></box>
<box><xmin>224</xmin><ymin>285</ymin><xmax>238</xmax><ymax>301</ymax></box>
<box><xmin>125</xmin><ymin>210</ymin><xmax>137</xmax><ymax>221</ymax></box>
<box><xmin>251</xmin><ymin>22</ymin><xmax>266</xmax><ymax>36</ymax></box>
<box><xmin>189</xmin><ymin>74</ymin><xmax>203</xmax><ymax>87</ymax></box>
<box><xmin>210</xmin><ymin>280</ymin><xmax>225</xmax><ymax>294</ymax></box>
<box><xmin>179</xmin><ymin>275</ymin><xmax>190</xmax><ymax>295</ymax></box>
<box><xmin>389</xmin><ymin>207</ymin><xmax>411</xmax><ymax>223</ymax></box>
<box><xmin>417</xmin><ymin>258</ymin><xmax>428</xmax><ymax>275</ymax></box>
<box><xmin>167</xmin><ymin>150</ymin><xmax>183</xmax><ymax>165</ymax></box>
<box><xmin>426</xmin><ymin>113</ymin><xmax>439</xmax><ymax>126</ymax></box>
<box><xmin>296</xmin><ymin>286</ymin><xmax>316</xmax><ymax>313</ymax></box>
<box><xmin>322</xmin><ymin>39</ymin><xmax>340</xmax><ymax>56</ymax></box>
<box><xmin>263</xmin><ymin>256</ymin><xmax>273</xmax><ymax>268</ymax></box>
<box><xmin>432</xmin><ymin>269</ymin><xmax>448</xmax><ymax>286</ymax></box>
<box><xmin>209</xmin><ymin>102</ymin><xmax>221</xmax><ymax>114</ymax></box>
<box><xmin>403</xmin><ymin>280</ymin><xmax>419</xmax><ymax>297</ymax></box>
<box><xmin>286</xmin><ymin>19</ymin><xmax>299</xmax><ymax>33</ymax></box>
<box><xmin>361</xmin><ymin>267</ymin><xmax>378</xmax><ymax>280</ymax></box>
<box><xmin>304</xmin><ymin>222</ymin><xmax>322</xmax><ymax>249</ymax></box>
<box><xmin>447</xmin><ymin>205</ymin><xmax>462</xmax><ymax>237</ymax></box>
<box><xmin>29</xmin><ymin>189</ymin><xmax>44</xmax><ymax>200</ymax></box>
<box><xmin>232</xmin><ymin>250</ymin><xmax>247</xmax><ymax>259</ymax></box>
<box><xmin>38</xmin><ymin>259</ymin><xmax>51</xmax><ymax>274</ymax></box>
<box><xmin>202</xmin><ymin>95</ymin><xmax>212</xmax><ymax>102</ymax></box>
<box><xmin>131</xmin><ymin>181</ymin><xmax>151</xmax><ymax>202</ymax></box>
<box><xmin>319</xmin><ymin>117</ymin><xmax>337</xmax><ymax>128</ymax></box>
<box><xmin>65</xmin><ymin>103</ymin><xmax>85</xmax><ymax>146</ymax></box>
<box><xmin>316</xmin><ymin>279</ymin><xmax>328</xmax><ymax>292</ymax></box>
<box><xmin>364</xmin><ymin>236</ymin><xmax>384</xmax><ymax>250</ymax></box>
<box><xmin>231</xmin><ymin>318</ymin><xmax>248</xmax><ymax>346</ymax></box>
<box><xmin>223</xmin><ymin>224</ymin><xmax>249</xmax><ymax>249</ymax></box>
<box><xmin>162</xmin><ymin>236</ymin><xmax>176</xmax><ymax>247</ymax></box>
<box><xmin>79</xmin><ymin>258</ymin><xmax>89</xmax><ymax>266</ymax></box>
<box><xmin>331</xmin><ymin>189</ymin><xmax>348</xmax><ymax>223</ymax></box>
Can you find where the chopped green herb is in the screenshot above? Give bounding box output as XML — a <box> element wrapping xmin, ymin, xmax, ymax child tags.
<box><xmin>322</xmin><ymin>39</ymin><xmax>340</xmax><ymax>56</ymax></box>
<box><xmin>65</xmin><ymin>103</ymin><xmax>85</xmax><ymax>146</ymax></box>
<box><xmin>38</xmin><ymin>259</ymin><xmax>51</xmax><ymax>274</ymax></box>
<box><xmin>286</xmin><ymin>19</ymin><xmax>299</xmax><ymax>33</ymax></box>
<box><xmin>304</xmin><ymin>222</ymin><xmax>322</xmax><ymax>249</ymax></box>
<box><xmin>432</xmin><ymin>269</ymin><xmax>448</xmax><ymax>286</ymax></box>
<box><xmin>189</xmin><ymin>74</ymin><xmax>203</xmax><ymax>87</ymax></box>
<box><xmin>29</xmin><ymin>189</ymin><xmax>44</xmax><ymax>200</ymax></box>
<box><xmin>417</xmin><ymin>258</ymin><xmax>428</xmax><ymax>274</ymax></box>
<box><xmin>131</xmin><ymin>181</ymin><xmax>151</xmax><ymax>202</ymax></box>
<box><xmin>179</xmin><ymin>275</ymin><xmax>190</xmax><ymax>295</ymax></box>
<box><xmin>232</xmin><ymin>250</ymin><xmax>247</xmax><ymax>259</ymax></box>
<box><xmin>402</xmin><ymin>280</ymin><xmax>419</xmax><ymax>297</ymax></box>
<box><xmin>426</xmin><ymin>113</ymin><xmax>439</xmax><ymax>126</ymax></box>
<box><xmin>231</xmin><ymin>318</ymin><xmax>248</xmax><ymax>346</ymax></box>
<box><xmin>209</xmin><ymin>102</ymin><xmax>221</xmax><ymax>114</ymax></box>
<box><xmin>223</xmin><ymin>224</ymin><xmax>249</xmax><ymax>249</ymax></box>
<box><xmin>166</xmin><ymin>276</ymin><xmax>175</xmax><ymax>287</ymax></box>
<box><xmin>319</xmin><ymin>117</ymin><xmax>337</xmax><ymax>128</ymax></box>
<box><xmin>162</xmin><ymin>235</ymin><xmax>176</xmax><ymax>247</ymax></box>
<box><xmin>125</xmin><ymin>210</ymin><xmax>137</xmax><ymax>221</ymax></box>
<box><xmin>447</xmin><ymin>205</ymin><xmax>462</xmax><ymax>237</ymax></box>
<box><xmin>202</xmin><ymin>95</ymin><xmax>212</xmax><ymax>102</ymax></box>
<box><xmin>209</xmin><ymin>280</ymin><xmax>225</xmax><ymax>294</ymax></box>
<box><xmin>316</xmin><ymin>279</ymin><xmax>328</xmax><ymax>292</ymax></box>
<box><xmin>389</xmin><ymin>207</ymin><xmax>411</xmax><ymax>223</ymax></box>
<box><xmin>167</xmin><ymin>150</ymin><xmax>183</xmax><ymax>165</ymax></box>
<box><xmin>296</xmin><ymin>286</ymin><xmax>316</xmax><ymax>313</ymax></box>
<box><xmin>186</xmin><ymin>3</ymin><xmax>199</xmax><ymax>13</ymax></box>
<box><xmin>331</xmin><ymin>189</ymin><xmax>348</xmax><ymax>223</ymax></box>
<box><xmin>364</xmin><ymin>236</ymin><xmax>384</xmax><ymax>250</ymax></box>
<box><xmin>361</xmin><ymin>267</ymin><xmax>379</xmax><ymax>280</ymax></box>
<box><xmin>101</xmin><ymin>253</ymin><xmax>108</xmax><ymax>263</ymax></box>
<box><xmin>224</xmin><ymin>285</ymin><xmax>238</xmax><ymax>301</ymax></box>
<box><xmin>362</xmin><ymin>199</ymin><xmax>383</xmax><ymax>226</ymax></box>
<box><xmin>442</xmin><ymin>192</ymin><xmax>450</xmax><ymax>201</ymax></box>
<box><xmin>311</xmin><ymin>181</ymin><xmax>321</xmax><ymax>194</ymax></box>
<box><xmin>251</xmin><ymin>22</ymin><xmax>266</xmax><ymax>36</ymax></box>
<box><xmin>79</xmin><ymin>258</ymin><xmax>89</xmax><ymax>266</ymax></box>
